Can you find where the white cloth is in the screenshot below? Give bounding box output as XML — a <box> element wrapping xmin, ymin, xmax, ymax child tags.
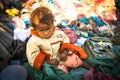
<box><xmin>14</xmin><ymin>28</ymin><xmax>31</xmax><ymax>42</ymax></box>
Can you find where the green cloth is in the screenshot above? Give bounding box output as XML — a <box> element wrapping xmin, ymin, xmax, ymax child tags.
<box><xmin>69</xmin><ymin>68</ymin><xmax>88</xmax><ymax>80</ymax></box>
<box><xmin>112</xmin><ymin>46</ymin><xmax>120</xmax><ymax>56</ymax></box>
<box><xmin>43</xmin><ymin>63</ymin><xmax>73</xmax><ymax>80</ymax></box>
<box><xmin>23</xmin><ymin>63</ymin><xmax>44</xmax><ymax>80</ymax></box>
<box><xmin>23</xmin><ymin>63</ymin><xmax>88</xmax><ymax>80</ymax></box>
<box><xmin>23</xmin><ymin>56</ymin><xmax>120</xmax><ymax>79</ymax></box>
<box><xmin>85</xmin><ymin>57</ymin><xmax>120</xmax><ymax>77</ymax></box>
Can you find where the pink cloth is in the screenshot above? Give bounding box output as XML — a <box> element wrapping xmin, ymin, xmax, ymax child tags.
<box><xmin>60</xmin><ymin>28</ymin><xmax>78</xmax><ymax>43</ymax></box>
<box><xmin>57</xmin><ymin>54</ymin><xmax>83</xmax><ymax>73</ymax></box>
<box><xmin>63</xmin><ymin>54</ymin><xmax>83</xmax><ymax>68</ymax></box>
<box><xmin>57</xmin><ymin>64</ymin><xmax>68</xmax><ymax>73</ymax></box>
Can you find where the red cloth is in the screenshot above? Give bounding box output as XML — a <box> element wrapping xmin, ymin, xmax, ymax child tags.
<box><xmin>77</xmin><ymin>14</ymin><xmax>85</xmax><ymax>18</ymax></box>
<box><xmin>83</xmin><ymin>67</ymin><xmax>94</xmax><ymax>80</ymax></box>
<box><xmin>117</xmin><ymin>16</ymin><xmax>120</xmax><ymax>20</ymax></box>
<box><xmin>83</xmin><ymin>68</ymin><xmax>115</xmax><ymax>80</ymax></box>
<box><xmin>95</xmin><ymin>0</ymin><xmax>104</xmax><ymax>5</ymax></box>
<box><xmin>94</xmin><ymin>72</ymin><xmax>115</xmax><ymax>80</ymax></box>
<box><xmin>75</xmin><ymin>3</ymin><xmax>83</xmax><ymax>8</ymax></box>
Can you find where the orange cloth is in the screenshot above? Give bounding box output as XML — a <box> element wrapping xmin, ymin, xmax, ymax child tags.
<box><xmin>60</xmin><ymin>43</ymin><xmax>88</xmax><ymax>59</ymax></box>
<box><xmin>26</xmin><ymin>0</ymin><xmax>36</xmax><ymax>6</ymax></box>
<box><xmin>33</xmin><ymin>50</ymin><xmax>50</xmax><ymax>70</ymax></box>
<box><xmin>33</xmin><ymin>53</ymin><xmax>45</xmax><ymax>70</ymax></box>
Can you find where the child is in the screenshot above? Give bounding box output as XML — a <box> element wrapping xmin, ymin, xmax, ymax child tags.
<box><xmin>26</xmin><ymin>6</ymin><xmax>70</xmax><ymax>70</ymax></box>
<box><xmin>26</xmin><ymin>6</ymin><xmax>90</xmax><ymax>73</ymax></box>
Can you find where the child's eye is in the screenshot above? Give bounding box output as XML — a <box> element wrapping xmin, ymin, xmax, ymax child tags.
<box><xmin>39</xmin><ymin>30</ymin><xmax>44</xmax><ymax>32</ymax></box>
<box><xmin>47</xmin><ymin>27</ymin><xmax>51</xmax><ymax>30</ymax></box>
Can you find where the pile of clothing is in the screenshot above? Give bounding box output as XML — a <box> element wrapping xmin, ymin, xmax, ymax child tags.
<box><xmin>0</xmin><ymin>0</ymin><xmax>120</xmax><ymax>80</ymax></box>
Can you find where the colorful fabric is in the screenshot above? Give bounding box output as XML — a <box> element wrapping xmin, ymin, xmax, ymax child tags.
<box><xmin>60</xmin><ymin>28</ymin><xmax>78</xmax><ymax>43</ymax></box>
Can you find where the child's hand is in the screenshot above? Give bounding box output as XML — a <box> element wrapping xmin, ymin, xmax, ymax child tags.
<box><xmin>59</xmin><ymin>53</ymin><xmax>67</xmax><ymax>61</ymax></box>
<box><xmin>59</xmin><ymin>49</ymin><xmax>69</xmax><ymax>61</ymax></box>
<box><xmin>45</xmin><ymin>58</ymin><xmax>59</xmax><ymax>67</ymax></box>
<box><xmin>50</xmin><ymin>58</ymin><xmax>59</xmax><ymax>66</ymax></box>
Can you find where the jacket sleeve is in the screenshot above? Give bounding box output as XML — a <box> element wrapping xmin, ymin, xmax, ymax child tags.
<box><xmin>33</xmin><ymin>50</ymin><xmax>50</xmax><ymax>70</ymax></box>
<box><xmin>60</xmin><ymin>43</ymin><xmax>88</xmax><ymax>59</ymax></box>
<box><xmin>26</xmin><ymin>40</ymin><xmax>50</xmax><ymax>70</ymax></box>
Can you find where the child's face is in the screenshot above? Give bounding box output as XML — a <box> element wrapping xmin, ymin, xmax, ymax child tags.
<box><xmin>36</xmin><ymin>23</ymin><xmax>55</xmax><ymax>39</ymax></box>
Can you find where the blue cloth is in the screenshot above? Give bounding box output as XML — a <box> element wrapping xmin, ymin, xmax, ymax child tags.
<box><xmin>61</xmin><ymin>20</ymin><xmax>69</xmax><ymax>28</ymax></box>
<box><xmin>112</xmin><ymin>46</ymin><xmax>120</xmax><ymax>56</ymax></box>
<box><xmin>22</xmin><ymin>19</ymin><xmax>30</xmax><ymax>25</ymax></box>
<box><xmin>9</xmin><ymin>21</ymin><xmax>14</xmax><ymax>31</ymax></box>
<box><xmin>0</xmin><ymin>65</ymin><xmax>27</xmax><ymax>80</ymax></box>
<box><xmin>10</xmin><ymin>60</ymin><xmax>21</xmax><ymax>65</ymax></box>
<box><xmin>77</xmin><ymin>18</ymin><xmax>89</xmax><ymax>25</ymax></box>
<box><xmin>90</xmin><ymin>16</ymin><xmax>105</xmax><ymax>26</ymax></box>
<box><xmin>48</xmin><ymin>0</ymin><xmax>53</xmax><ymax>4</ymax></box>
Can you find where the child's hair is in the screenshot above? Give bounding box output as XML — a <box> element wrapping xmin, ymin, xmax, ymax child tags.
<box><xmin>30</xmin><ymin>6</ymin><xmax>54</xmax><ymax>29</ymax></box>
